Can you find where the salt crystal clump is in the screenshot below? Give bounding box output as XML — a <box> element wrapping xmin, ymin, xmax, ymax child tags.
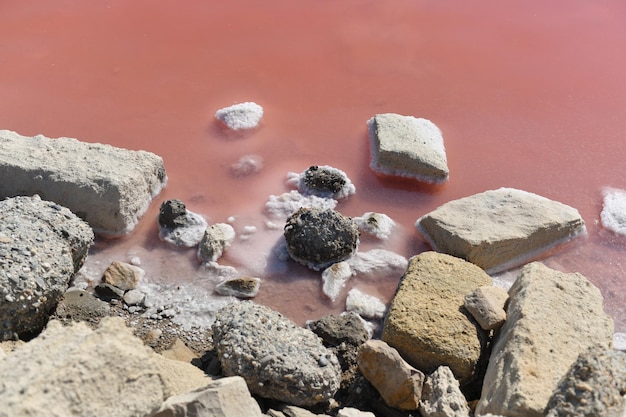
<box><xmin>215</xmin><ymin>102</ymin><xmax>264</xmax><ymax>130</ymax></box>
<box><xmin>230</xmin><ymin>154</ymin><xmax>263</xmax><ymax>176</ymax></box>
<box><xmin>287</xmin><ymin>165</ymin><xmax>356</xmax><ymax>199</ymax></box>
<box><xmin>346</xmin><ymin>288</ymin><xmax>386</xmax><ymax>320</ymax></box>
<box><xmin>354</xmin><ymin>212</ymin><xmax>396</xmax><ymax>240</ymax></box>
<box><xmin>600</xmin><ymin>187</ymin><xmax>626</xmax><ymax>235</ymax></box>
<box><xmin>322</xmin><ymin>261</ymin><xmax>353</xmax><ymax>302</ymax></box>
<box><xmin>348</xmin><ymin>249</ymin><xmax>408</xmax><ymax>279</ymax></box>
<box><xmin>265</xmin><ymin>190</ymin><xmax>337</xmax><ymax>219</ymax></box>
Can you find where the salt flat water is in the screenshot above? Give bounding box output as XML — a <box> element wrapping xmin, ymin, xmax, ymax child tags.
<box><xmin>0</xmin><ymin>1</ymin><xmax>625</xmax><ymax>331</ymax></box>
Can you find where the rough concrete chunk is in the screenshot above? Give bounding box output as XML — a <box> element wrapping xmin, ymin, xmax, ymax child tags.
<box><xmin>152</xmin><ymin>376</ymin><xmax>264</xmax><ymax>417</ymax></box>
<box><xmin>464</xmin><ymin>286</ymin><xmax>509</xmax><ymax>331</ymax></box>
<box><xmin>367</xmin><ymin>114</ymin><xmax>448</xmax><ymax>183</ymax></box>
<box><xmin>381</xmin><ymin>252</ymin><xmax>491</xmax><ymax>388</ymax></box>
<box><xmin>0</xmin><ymin>130</ymin><xmax>167</xmax><ymax>235</ymax></box>
<box><xmin>357</xmin><ymin>339</ymin><xmax>425</xmax><ymax>410</ymax></box>
<box><xmin>475</xmin><ymin>262</ymin><xmax>615</xmax><ymax>417</ymax></box>
<box><xmin>416</xmin><ymin>187</ymin><xmax>586</xmax><ymax>274</ymax></box>
<box><xmin>419</xmin><ymin>366</ymin><xmax>471</xmax><ymax>417</ymax></box>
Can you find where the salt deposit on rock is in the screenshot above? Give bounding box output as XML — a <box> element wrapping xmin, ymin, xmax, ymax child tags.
<box><xmin>0</xmin><ymin>196</ymin><xmax>94</xmax><ymax>341</ymax></box>
<box><xmin>197</xmin><ymin>223</ymin><xmax>236</xmax><ymax>262</ymax></box>
<box><xmin>0</xmin><ymin>130</ymin><xmax>167</xmax><ymax>235</ymax></box>
<box><xmin>367</xmin><ymin>114</ymin><xmax>449</xmax><ymax>183</ymax></box>
<box><xmin>347</xmin><ymin>249</ymin><xmax>408</xmax><ymax>279</ymax></box>
<box><xmin>476</xmin><ymin>262</ymin><xmax>615</xmax><ymax>417</ymax></box>
<box><xmin>615</xmin><ymin>332</ymin><xmax>626</xmax><ymax>351</ymax></box>
<box><xmin>322</xmin><ymin>261</ymin><xmax>352</xmax><ymax>302</ymax></box>
<box><xmin>158</xmin><ymin>199</ymin><xmax>208</xmax><ymax>247</ymax></box>
<box><xmin>287</xmin><ymin>165</ymin><xmax>356</xmax><ymax>199</ymax></box>
<box><xmin>284</xmin><ymin>207</ymin><xmax>359</xmax><ymax>271</ymax></box>
<box><xmin>416</xmin><ymin>187</ymin><xmax>586</xmax><ymax>274</ymax></box>
<box><xmin>215</xmin><ymin>101</ymin><xmax>264</xmax><ymax>130</ymax></box>
<box><xmin>212</xmin><ymin>301</ymin><xmax>341</xmax><ymax>406</ymax></box>
<box><xmin>353</xmin><ymin>212</ymin><xmax>395</xmax><ymax>240</ymax></box>
<box><xmin>600</xmin><ymin>187</ymin><xmax>626</xmax><ymax>235</ymax></box>
<box><xmin>265</xmin><ymin>190</ymin><xmax>338</xmax><ymax>220</ymax></box>
<box><xmin>346</xmin><ymin>288</ymin><xmax>386</xmax><ymax>320</ymax></box>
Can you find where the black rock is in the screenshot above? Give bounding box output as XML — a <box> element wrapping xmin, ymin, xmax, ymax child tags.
<box><xmin>158</xmin><ymin>199</ymin><xmax>188</xmax><ymax>229</ymax></box>
<box><xmin>303</xmin><ymin>165</ymin><xmax>346</xmax><ymax>195</ymax></box>
<box><xmin>284</xmin><ymin>207</ymin><xmax>359</xmax><ymax>271</ymax></box>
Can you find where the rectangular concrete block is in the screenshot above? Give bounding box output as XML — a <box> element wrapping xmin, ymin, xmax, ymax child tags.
<box><xmin>0</xmin><ymin>130</ymin><xmax>167</xmax><ymax>235</ymax></box>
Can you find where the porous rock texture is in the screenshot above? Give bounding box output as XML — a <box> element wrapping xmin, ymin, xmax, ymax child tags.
<box><xmin>0</xmin><ymin>130</ymin><xmax>167</xmax><ymax>235</ymax></box>
<box><xmin>544</xmin><ymin>345</ymin><xmax>626</xmax><ymax>417</ymax></box>
<box><xmin>291</xmin><ymin>165</ymin><xmax>356</xmax><ymax>199</ymax></box>
<box><xmin>0</xmin><ymin>195</ymin><xmax>94</xmax><ymax>341</ymax></box>
<box><xmin>284</xmin><ymin>207</ymin><xmax>359</xmax><ymax>271</ymax></box>
<box><xmin>475</xmin><ymin>262</ymin><xmax>615</xmax><ymax>417</ymax></box>
<box><xmin>416</xmin><ymin>187</ymin><xmax>586</xmax><ymax>274</ymax></box>
<box><xmin>381</xmin><ymin>252</ymin><xmax>491</xmax><ymax>389</ymax></box>
<box><xmin>367</xmin><ymin>113</ymin><xmax>449</xmax><ymax>183</ymax></box>
<box><xmin>212</xmin><ymin>301</ymin><xmax>341</xmax><ymax>406</ymax></box>
<box><xmin>419</xmin><ymin>366</ymin><xmax>471</xmax><ymax>417</ymax></box>
<box><xmin>197</xmin><ymin>223</ymin><xmax>236</xmax><ymax>262</ymax></box>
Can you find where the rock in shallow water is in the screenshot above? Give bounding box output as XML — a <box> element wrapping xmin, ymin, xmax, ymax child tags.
<box><xmin>416</xmin><ymin>187</ymin><xmax>586</xmax><ymax>274</ymax></box>
<box><xmin>212</xmin><ymin>301</ymin><xmax>341</xmax><ymax>406</ymax></box>
<box><xmin>288</xmin><ymin>165</ymin><xmax>356</xmax><ymax>199</ymax></box>
<box><xmin>215</xmin><ymin>101</ymin><xmax>264</xmax><ymax>130</ymax></box>
<box><xmin>284</xmin><ymin>207</ymin><xmax>359</xmax><ymax>271</ymax></box>
<box><xmin>158</xmin><ymin>199</ymin><xmax>208</xmax><ymax>247</ymax></box>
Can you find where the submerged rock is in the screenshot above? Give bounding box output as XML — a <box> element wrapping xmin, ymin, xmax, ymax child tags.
<box><xmin>476</xmin><ymin>262</ymin><xmax>615</xmax><ymax>417</ymax></box>
<box><xmin>416</xmin><ymin>187</ymin><xmax>586</xmax><ymax>274</ymax></box>
<box><xmin>158</xmin><ymin>199</ymin><xmax>208</xmax><ymax>247</ymax></box>
<box><xmin>288</xmin><ymin>165</ymin><xmax>356</xmax><ymax>199</ymax></box>
<box><xmin>212</xmin><ymin>301</ymin><xmax>341</xmax><ymax>406</ymax></box>
<box><xmin>367</xmin><ymin>113</ymin><xmax>449</xmax><ymax>183</ymax></box>
<box><xmin>284</xmin><ymin>207</ymin><xmax>359</xmax><ymax>271</ymax></box>
<box><xmin>215</xmin><ymin>101</ymin><xmax>264</xmax><ymax>130</ymax></box>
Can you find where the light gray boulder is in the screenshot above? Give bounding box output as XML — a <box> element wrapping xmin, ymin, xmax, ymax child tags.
<box><xmin>419</xmin><ymin>366</ymin><xmax>471</xmax><ymax>417</ymax></box>
<box><xmin>0</xmin><ymin>130</ymin><xmax>167</xmax><ymax>235</ymax></box>
<box><xmin>367</xmin><ymin>114</ymin><xmax>448</xmax><ymax>183</ymax></box>
<box><xmin>212</xmin><ymin>301</ymin><xmax>341</xmax><ymax>406</ymax></box>
<box><xmin>544</xmin><ymin>345</ymin><xmax>626</xmax><ymax>417</ymax></box>
<box><xmin>381</xmin><ymin>252</ymin><xmax>491</xmax><ymax>388</ymax></box>
<box><xmin>464</xmin><ymin>286</ymin><xmax>509</xmax><ymax>331</ymax></box>
<box><xmin>0</xmin><ymin>195</ymin><xmax>94</xmax><ymax>341</ymax></box>
<box><xmin>476</xmin><ymin>262</ymin><xmax>615</xmax><ymax>417</ymax></box>
<box><xmin>416</xmin><ymin>187</ymin><xmax>586</xmax><ymax>274</ymax></box>
<box><xmin>152</xmin><ymin>376</ymin><xmax>264</xmax><ymax>417</ymax></box>
<box><xmin>357</xmin><ymin>339</ymin><xmax>425</xmax><ymax>410</ymax></box>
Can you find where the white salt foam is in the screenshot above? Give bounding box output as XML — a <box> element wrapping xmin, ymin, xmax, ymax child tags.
<box><xmin>215</xmin><ymin>101</ymin><xmax>264</xmax><ymax>130</ymax></box>
<box><xmin>600</xmin><ymin>187</ymin><xmax>626</xmax><ymax>235</ymax></box>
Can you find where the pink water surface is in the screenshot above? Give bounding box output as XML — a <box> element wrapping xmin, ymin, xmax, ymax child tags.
<box><xmin>1</xmin><ymin>1</ymin><xmax>625</xmax><ymax>330</ymax></box>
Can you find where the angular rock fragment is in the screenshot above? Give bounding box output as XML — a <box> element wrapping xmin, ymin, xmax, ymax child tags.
<box><xmin>544</xmin><ymin>345</ymin><xmax>626</xmax><ymax>417</ymax></box>
<box><xmin>476</xmin><ymin>262</ymin><xmax>615</xmax><ymax>417</ymax></box>
<box><xmin>214</xmin><ymin>276</ymin><xmax>260</xmax><ymax>298</ymax></box>
<box><xmin>464</xmin><ymin>285</ymin><xmax>509</xmax><ymax>331</ymax></box>
<box><xmin>0</xmin><ymin>196</ymin><xmax>94</xmax><ymax>341</ymax></box>
<box><xmin>288</xmin><ymin>165</ymin><xmax>356</xmax><ymax>199</ymax></box>
<box><xmin>307</xmin><ymin>312</ymin><xmax>370</xmax><ymax>347</ymax></box>
<box><xmin>419</xmin><ymin>366</ymin><xmax>471</xmax><ymax>417</ymax></box>
<box><xmin>102</xmin><ymin>261</ymin><xmax>144</xmax><ymax>291</ymax></box>
<box><xmin>381</xmin><ymin>252</ymin><xmax>491</xmax><ymax>388</ymax></box>
<box><xmin>197</xmin><ymin>223</ymin><xmax>236</xmax><ymax>262</ymax></box>
<box><xmin>284</xmin><ymin>207</ymin><xmax>359</xmax><ymax>271</ymax></box>
<box><xmin>158</xmin><ymin>199</ymin><xmax>208</xmax><ymax>247</ymax></box>
<box><xmin>152</xmin><ymin>376</ymin><xmax>264</xmax><ymax>417</ymax></box>
<box><xmin>416</xmin><ymin>187</ymin><xmax>586</xmax><ymax>273</ymax></box>
<box><xmin>367</xmin><ymin>114</ymin><xmax>448</xmax><ymax>183</ymax></box>
<box><xmin>0</xmin><ymin>130</ymin><xmax>167</xmax><ymax>235</ymax></box>
<box><xmin>212</xmin><ymin>301</ymin><xmax>341</xmax><ymax>406</ymax></box>
<box><xmin>358</xmin><ymin>339</ymin><xmax>425</xmax><ymax>410</ymax></box>
<box><xmin>215</xmin><ymin>101</ymin><xmax>264</xmax><ymax>130</ymax></box>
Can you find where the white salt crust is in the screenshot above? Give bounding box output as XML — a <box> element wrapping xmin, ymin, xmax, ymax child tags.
<box><xmin>215</xmin><ymin>102</ymin><xmax>264</xmax><ymax>130</ymax></box>
<box><xmin>600</xmin><ymin>187</ymin><xmax>626</xmax><ymax>235</ymax></box>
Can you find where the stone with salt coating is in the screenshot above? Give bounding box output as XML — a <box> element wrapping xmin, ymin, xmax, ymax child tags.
<box><xmin>367</xmin><ymin>113</ymin><xmax>449</xmax><ymax>183</ymax></box>
<box><xmin>416</xmin><ymin>187</ymin><xmax>586</xmax><ymax>274</ymax></box>
<box><xmin>215</xmin><ymin>102</ymin><xmax>264</xmax><ymax>130</ymax></box>
<box><xmin>212</xmin><ymin>301</ymin><xmax>341</xmax><ymax>406</ymax></box>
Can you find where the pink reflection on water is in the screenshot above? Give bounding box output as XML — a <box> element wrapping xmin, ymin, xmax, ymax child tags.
<box><xmin>0</xmin><ymin>1</ymin><xmax>625</xmax><ymax>330</ymax></box>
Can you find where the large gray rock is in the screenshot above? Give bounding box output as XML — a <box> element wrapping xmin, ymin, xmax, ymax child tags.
<box><xmin>152</xmin><ymin>376</ymin><xmax>264</xmax><ymax>417</ymax></box>
<box><xmin>357</xmin><ymin>339</ymin><xmax>425</xmax><ymax>410</ymax></box>
<box><xmin>381</xmin><ymin>252</ymin><xmax>491</xmax><ymax>388</ymax></box>
<box><xmin>0</xmin><ymin>195</ymin><xmax>94</xmax><ymax>341</ymax></box>
<box><xmin>367</xmin><ymin>114</ymin><xmax>449</xmax><ymax>184</ymax></box>
<box><xmin>284</xmin><ymin>207</ymin><xmax>360</xmax><ymax>271</ymax></box>
<box><xmin>475</xmin><ymin>262</ymin><xmax>615</xmax><ymax>417</ymax></box>
<box><xmin>212</xmin><ymin>301</ymin><xmax>341</xmax><ymax>406</ymax></box>
<box><xmin>544</xmin><ymin>345</ymin><xmax>626</xmax><ymax>417</ymax></box>
<box><xmin>419</xmin><ymin>366</ymin><xmax>471</xmax><ymax>417</ymax></box>
<box><xmin>416</xmin><ymin>188</ymin><xmax>586</xmax><ymax>274</ymax></box>
<box><xmin>0</xmin><ymin>130</ymin><xmax>167</xmax><ymax>235</ymax></box>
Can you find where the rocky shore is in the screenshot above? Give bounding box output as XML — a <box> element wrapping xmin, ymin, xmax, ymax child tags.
<box><xmin>1</xmin><ymin>129</ymin><xmax>625</xmax><ymax>417</ymax></box>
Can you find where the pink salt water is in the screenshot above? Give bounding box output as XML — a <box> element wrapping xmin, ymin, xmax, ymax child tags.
<box><xmin>1</xmin><ymin>1</ymin><xmax>625</xmax><ymax>331</ymax></box>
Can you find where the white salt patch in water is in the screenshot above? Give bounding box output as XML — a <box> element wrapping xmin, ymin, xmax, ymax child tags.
<box><xmin>614</xmin><ymin>332</ymin><xmax>626</xmax><ymax>351</ymax></box>
<box><xmin>346</xmin><ymin>288</ymin><xmax>386</xmax><ymax>320</ymax></box>
<box><xmin>322</xmin><ymin>261</ymin><xmax>352</xmax><ymax>302</ymax></box>
<box><xmin>230</xmin><ymin>154</ymin><xmax>263</xmax><ymax>177</ymax></box>
<box><xmin>600</xmin><ymin>188</ymin><xmax>626</xmax><ymax>235</ymax></box>
<box><xmin>215</xmin><ymin>101</ymin><xmax>263</xmax><ymax>130</ymax></box>
<box><xmin>348</xmin><ymin>249</ymin><xmax>407</xmax><ymax>279</ymax></box>
<box><xmin>265</xmin><ymin>190</ymin><xmax>337</xmax><ymax>220</ymax></box>
<box><xmin>354</xmin><ymin>212</ymin><xmax>396</xmax><ymax>240</ymax></box>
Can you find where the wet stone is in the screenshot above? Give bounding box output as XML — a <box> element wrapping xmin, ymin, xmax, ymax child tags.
<box><xmin>284</xmin><ymin>207</ymin><xmax>360</xmax><ymax>271</ymax></box>
<box><xmin>157</xmin><ymin>199</ymin><xmax>208</xmax><ymax>247</ymax></box>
